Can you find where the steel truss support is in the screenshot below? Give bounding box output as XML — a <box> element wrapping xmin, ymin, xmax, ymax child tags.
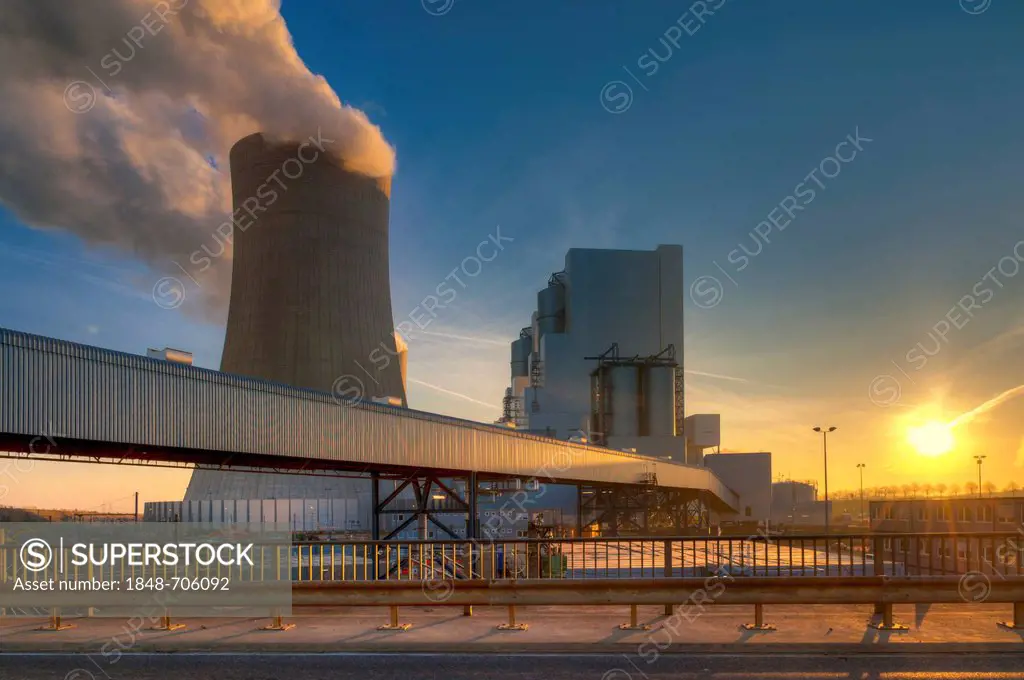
<box><xmin>373</xmin><ymin>469</ymin><xmax>477</xmax><ymax>541</ymax></box>
<box><xmin>579</xmin><ymin>486</ymin><xmax>710</xmax><ymax>536</ymax></box>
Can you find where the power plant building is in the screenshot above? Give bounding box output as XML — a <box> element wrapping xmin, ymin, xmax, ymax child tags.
<box><xmin>501</xmin><ymin>245</ymin><xmax>690</xmax><ymax>462</ymax></box>
<box><xmin>143</xmin><ymin>140</ymin><xmax>755</xmax><ymax>535</ymax></box>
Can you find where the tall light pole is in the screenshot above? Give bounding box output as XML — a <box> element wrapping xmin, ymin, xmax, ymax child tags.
<box><xmin>856</xmin><ymin>463</ymin><xmax>866</xmax><ymax>524</ymax></box>
<box><xmin>813</xmin><ymin>426</ymin><xmax>837</xmax><ymax>534</ymax></box>
<box><xmin>974</xmin><ymin>455</ymin><xmax>986</xmax><ymax>498</ymax></box>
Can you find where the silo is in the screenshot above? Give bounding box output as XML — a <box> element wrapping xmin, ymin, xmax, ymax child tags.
<box><xmin>536</xmin><ymin>282</ymin><xmax>566</xmax><ymax>338</ymax></box>
<box><xmin>609</xmin><ymin>365</ymin><xmax>639</xmax><ymax>437</ymax></box>
<box><xmin>645</xmin><ymin>366</ymin><xmax>677</xmax><ymax>436</ymax></box>
<box><xmin>510</xmin><ymin>335</ymin><xmax>531</xmax><ymax>379</ymax></box>
<box><xmin>219</xmin><ymin>132</ymin><xmax>405</xmax><ymax>402</ymax></box>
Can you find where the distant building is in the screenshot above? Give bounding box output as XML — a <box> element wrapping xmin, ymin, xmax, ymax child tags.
<box><xmin>772</xmin><ymin>480</ymin><xmax>817</xmax><ymax>507</ymax></box>
<box><xmin>870</xmin><ymin>496</ymin><xmax>1024</xmax><ymax>533</ymax></box>
<box><xmin>704</xmin><ymin>452</ymin><xmax>772</xmax><ymax>525</ymax></box>
<box><xmin>771</xmin><ymin>500</ymin><xmax>831</xmax><ymax>528</ymax></box>
<box><xmin>769</xmin><ymin>480</ymin><xmax>831</xmax><ymax>527</ymax></box>
<box><xmin>869</xmin><ymin>497</ymin><xmax>1024</xmax><ymax>576</ymax></box>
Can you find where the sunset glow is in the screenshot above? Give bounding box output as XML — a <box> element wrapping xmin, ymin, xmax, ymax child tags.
<box><xmin>907</xmin><ymin>421</ymin><xmax>955</xmax><ymax>457</ymax></box>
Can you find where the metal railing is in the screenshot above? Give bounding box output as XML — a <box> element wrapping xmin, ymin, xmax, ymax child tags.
<box><xmin>0</xmin><ymin>545</ymin><xmax>290</xmax><ymax>583</ymax></box>
<box><xmin>2</xmin><ymin>532</ymin><xmax>1020</xmax><ymax>585</ymax></box>
<box><xmin>289</xmin><ymin>532</ymin><xmax>1024</xmax><ymax>582</ymax></box>
<box><xmin>2</xmin><ymin>532</ymin><xmax>1023</xmax><ymax>633</ymax></box>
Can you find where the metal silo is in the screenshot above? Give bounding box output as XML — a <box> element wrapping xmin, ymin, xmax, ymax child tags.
<box><xmin>510</xmin><ymin>334</ymin><xmax>531</xmax><ymax>379</ymax></box>
<box><xmin>645</xmin><ymin>365</ymin><xmax>677</xmax><ymax>437</ymax></box>
<box><xmin>609</xmin><ymin>365</ymin><xmax>639</xmax><ymax>437</ymax></box>
<box><xmin>220</xmin><ymin>132</ymin><xmax>405</xmax><ymax>402</ymax></box>
<box><xmin>536</xmin><ymin>282</ymin><xmax>565</xmax><ymax>338</ymax></box>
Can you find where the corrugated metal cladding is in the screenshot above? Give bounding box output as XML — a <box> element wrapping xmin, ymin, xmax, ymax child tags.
<box><xmin>143</xmin><ymin>499</ymin><xmax>368</xmax><ymax>531</ymax></box>
<box><xmin>0</xmin><ymin>328</ymin><xmax>737</xmax><ymax>509</ymax></box>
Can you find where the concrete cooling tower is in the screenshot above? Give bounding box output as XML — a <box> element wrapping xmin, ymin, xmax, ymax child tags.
<box><xmin>220</xmin><ymin>132</ymin><xmax>406</xmax><ymax>400</ymax></box>
<box><xmin>184</xmin><ymin>132</ymin><xmax>405</xmax><ymax>514</ymax></box>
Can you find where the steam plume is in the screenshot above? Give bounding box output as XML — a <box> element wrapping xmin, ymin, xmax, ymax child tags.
<box><xmin>0</xmin><ymin>0</ymin><xmax>395</xmax><ymax>320</ymax></box>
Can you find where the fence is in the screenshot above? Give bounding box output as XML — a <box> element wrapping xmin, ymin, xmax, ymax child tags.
<box><xmin>3</xmin><ymin>532</ymin><xmax>1022</xmax><ymax>585</ymax></box>
<box><xmin>288</xmin><ymin>532</ymin><xmax>1024</xmax><ymax>582</ymax></box>
<box><xmin>2</xmin><ymin>532</ymin><xmax>1024</xmax><ymax>633</ymax></box>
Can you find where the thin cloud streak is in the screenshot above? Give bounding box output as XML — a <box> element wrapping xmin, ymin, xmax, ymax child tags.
<box><xmin>685</xmin><ymin>369</ymin><xmax>753</xmax><ymax>384</ymax></box>
<box><xmin>413</xmin><ymin>329</ymin><xmax>509</xmax><ymax>346</ymax></box>
<box><xmin>948</xmin><ymin>383</ymin><xmax>1024</xmax><ymax>429</ymax></box>
<box><xmin>685</xmin><ymin>368</ymin><xmax>785</xmax><ymax>390</ymax></box>
<box><xmin>0</xmin><ymin>243</ymin><xmax>148</xmax><ymax>301</ymax></box>
<box><xmin>408</xmin><ymin>378</ymin><xmax>499</xmax><ymax>410</ymax></box>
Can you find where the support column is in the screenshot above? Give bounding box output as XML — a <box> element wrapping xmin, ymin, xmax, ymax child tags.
<box><xmin>741</xmin><ymin>603</ymin><xmax>776</xmax><ymax>631</ymax></box>
<box><xmin>259</xmin><ymin>610</ymin><xmax>296</xmax><ymax>631</ymax></box>
<box><xmin>872</xmin><ymin>536</ymin><xmax>884</xmax><ymax>616</ymax></box>
<box><xmin>618</xmin><ymin>604</ymin><xmax>651</xmax><ymax>631</ymax></box>
<box><xmin>870</xmin><ymin>603</ymin><xmax>908</xmax><ymax>631</ymax></box>
<box><xmin>371</xmin><ymin>472</ymin><xmax>380</xmax><ymax>541</ymax></box>
<box><xmin>467</xmin><ymin>471</ymin><xmax>478</xmax><ymax>539</ymax></box>
<box><xmin>37</xmin><ymin>609</ymin><xmax>74</xmax><ymax>631</ymax></box>
<box><xmin>151</xmin><ymin>613</ymin><xmax>185</xmax><ymax>631</ymax></box>
<box><xmin>998</xmin><ymin>603</ymin><xmax>1024</xmax><ymax>630</ymax></box>
<box><xmin>663</xmin><ymin>538</ymin><xmax>674</xmax><ymax>615</ymax></box>
<box><xmin>377</xmin><ymin>605</ymin><xmax>411</xmax><ymax>631</ymax></box>
<box><xmin>497</xmin><ymin>604</ymin><xmax>528</xmax><ymax>631</ymax></box>
<box><xmin>575</xmin><ymin>485</ymin><xmax>584</xmax><ymax>537</ymax></box>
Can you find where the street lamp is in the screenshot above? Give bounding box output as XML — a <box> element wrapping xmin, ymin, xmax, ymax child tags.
<box><xmin>856</xmin><ymin>463</ymin><xmax>866</xmax><ymax>523</ymax></box>
<box><xmin>974</xmin><ymin>455</ymin><xmax>986</xmax><ymax>498</ymax></box>
<box><xmin>813</xmin><ymin>426</ymin><xmax>837</xmax><ymax>534</ymax></box>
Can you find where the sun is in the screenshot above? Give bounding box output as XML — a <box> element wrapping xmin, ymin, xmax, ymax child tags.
<box><xmin>907</xmin><ymin>421</ymin><xmax>955</xmax><ymax>456</ymax></box>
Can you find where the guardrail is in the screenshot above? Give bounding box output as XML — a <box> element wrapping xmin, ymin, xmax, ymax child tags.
<box><xmin>290</xmin><ymin>532</ymin><xmax>1024</xmax><ymax>582</ymax></box>
<box><xmin>288</xmin><ymin>575</ymin><xmax>1024</xmax><ymax>632</ymax></box>
<box><xmin>3</xmin><ymin>532</ymin><xmax>1023</xmax><ymax>633</ymax></box>
<box><xmin>3</xmin><ymin>532</ymin><xmax>1021</xmax><ymax>583</ymax></box>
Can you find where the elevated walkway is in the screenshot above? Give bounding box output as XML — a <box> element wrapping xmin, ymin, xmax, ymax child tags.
<box><xmin>0</xmin><ymin>328</ymin><xmax>738</xmax><ymax>512</ymax></box>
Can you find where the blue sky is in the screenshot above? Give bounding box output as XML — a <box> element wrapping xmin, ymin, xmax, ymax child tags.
<box><xmin>3</xmin><ymin>0</ymin><xmax>1024</xmax><ymax>509</ymax></box>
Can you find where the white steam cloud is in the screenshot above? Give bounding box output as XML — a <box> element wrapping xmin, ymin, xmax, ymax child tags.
<box><xmin>0</xmin><ymin>0</ymin><xmax>395</xmax><ymax>320</ymax></box>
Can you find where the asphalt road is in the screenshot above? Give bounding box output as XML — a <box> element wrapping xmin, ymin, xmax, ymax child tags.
<box><xmin>4</xmin><ymin>653</ymin><xmax>1024</xmax><ymax>680</ymax></box>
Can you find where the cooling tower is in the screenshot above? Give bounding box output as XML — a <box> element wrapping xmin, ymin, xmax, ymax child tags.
<box><xmin>220</xmin><ymin>132</ymin><xmax>406</xmax><ymax>402</ymax></box>
<box><xmin>184</xmin><ymin>132</ymin><xmax>405</xmax><ymax>508</ymax></box>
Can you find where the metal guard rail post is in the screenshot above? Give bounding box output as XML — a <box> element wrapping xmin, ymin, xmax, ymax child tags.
<box><xmin>290</xmin><ymin>575</ymin><xmax>1024</xmax><ymax>632</ymax></box>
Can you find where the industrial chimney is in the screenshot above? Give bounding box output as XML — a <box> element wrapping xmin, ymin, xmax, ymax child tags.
<box><xmin>219</xmin><ymin>132</ymin><xmax>406</xmax><ymax>403</ymax></box>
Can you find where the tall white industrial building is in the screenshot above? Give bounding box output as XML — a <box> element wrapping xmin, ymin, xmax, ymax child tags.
<box><xmin>500</xmin><ymin>245</ymin><xmax>700</xmax><ymax>463</ymax></box>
